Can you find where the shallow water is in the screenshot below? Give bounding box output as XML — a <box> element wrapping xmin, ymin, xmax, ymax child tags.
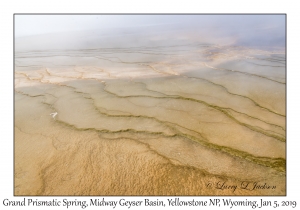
<box><xmin>15</xmin><ymin>36</ymin><xmax>285</xmax><ymax>195</ymax></box>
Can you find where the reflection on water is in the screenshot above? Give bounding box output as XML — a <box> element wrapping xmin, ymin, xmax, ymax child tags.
<box><xmin>14</xmin><ymin>17</ymin><xmax>285</xmax><ymax>195</ymax></box>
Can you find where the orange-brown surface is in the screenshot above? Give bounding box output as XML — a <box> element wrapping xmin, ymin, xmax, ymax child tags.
<box><xmin>15</xmin><ymin>36</ymin><xmax>285</xmax><ymax>195</ymax></box>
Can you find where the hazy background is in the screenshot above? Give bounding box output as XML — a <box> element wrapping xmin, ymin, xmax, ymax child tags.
<box><xmin>15</xmin><ymin>15</ymin><xmax>286</xmax><ymax>51</ymax></box>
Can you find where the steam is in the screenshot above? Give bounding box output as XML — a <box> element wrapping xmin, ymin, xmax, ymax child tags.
<box><xmin>15</xmin><ymin>15</ymin><xmax>285</xmax><ymax>51</ymax></box>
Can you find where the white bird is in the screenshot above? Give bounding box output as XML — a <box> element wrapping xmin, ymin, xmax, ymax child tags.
<box><xmin>50</xmin><ymin>112</ymin><xmax>58</xmax><ymax>119</ymax></box>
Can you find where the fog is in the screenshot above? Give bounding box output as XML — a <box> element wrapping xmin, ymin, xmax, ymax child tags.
<box><xmin>15</xmin><ymin>15</ymin><xmax>285</xmax><ymax>51</ymax></box>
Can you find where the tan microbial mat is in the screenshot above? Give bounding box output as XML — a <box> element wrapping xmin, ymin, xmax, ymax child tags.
<box><xmin>14</xmin><ymin>15</ymin><xmax>286</xmax><ymax>195</ymax></box>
